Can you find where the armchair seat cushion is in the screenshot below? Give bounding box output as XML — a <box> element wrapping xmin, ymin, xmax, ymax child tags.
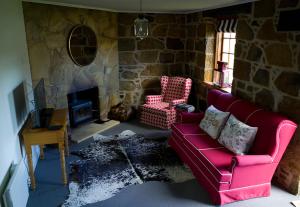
<box><xmin>141</xmin><ymin>102</ymin><xmax>172</xmax><ymax>116</ymax></box>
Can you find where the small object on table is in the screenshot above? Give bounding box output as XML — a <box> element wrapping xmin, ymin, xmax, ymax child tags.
<box><xmin>22</xmin><ymin>109</ymin><xmax>68</xmax><ymax>190</ymax></box>
<box><xmin>175</xmin><ymin>103</ymin><xmax>195</xmax><ymax>113</ymax></box>
<box><xmin>175</xmin><ymin>104</ymin><xmax>195</xmax><ymax>122</ymax></box>
<box><xmin>48</xmin><ymin>125</ymin><xmax>63</xmax><ymax>130</ymax></box>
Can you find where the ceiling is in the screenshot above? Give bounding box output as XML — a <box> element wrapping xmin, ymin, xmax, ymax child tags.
<box><xmin>23</xmin><ymin>0</ymin><xmax>256</xmax><ymax>14</ymax></box>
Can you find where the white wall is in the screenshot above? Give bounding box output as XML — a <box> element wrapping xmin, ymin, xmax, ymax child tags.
<box><xmin>0</xmin><ymin>0</ymin><xmax>35</xmax><ymax>201</ymax></box>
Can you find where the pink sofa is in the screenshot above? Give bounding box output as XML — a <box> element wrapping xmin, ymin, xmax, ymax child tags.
<box><xmin>169</xmin><ymin>89</ymin><xmax>297</xmax><ymax>205</ymax></box>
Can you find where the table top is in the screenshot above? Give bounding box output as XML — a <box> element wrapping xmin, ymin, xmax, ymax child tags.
<box><xmin>22</xmin><ymin>109</ymin><xmax>68</xmax><ymax>144</ymax></box>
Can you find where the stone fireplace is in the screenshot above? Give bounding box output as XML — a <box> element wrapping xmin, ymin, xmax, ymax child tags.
<box><xmin>23</xmin><ymin>2</ymin><xmax>120</xmax><ymax>120</ymax></box>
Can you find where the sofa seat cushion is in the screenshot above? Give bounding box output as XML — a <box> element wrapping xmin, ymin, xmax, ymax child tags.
<box><xmin>142</xmin><ymin>102</ymin><xmax>173</xmax><ymax>116</ymax></box>
<box><xmin>198</xmin><ymin>148</ymin><xmax>233</xmax><ymax>182</ymax></box>
<box><xmin>171</xmin><ymin>131</ymin><xmax>232</xmax><ymax>183</ymax></box>
<box><xmin>172</xmin><ymin>123</ymin><xmax>206</xmax><ymax>136</ymax></box>
<box><xmin>182</xmin><ymin>134</ymin><xmax>223</xmax><ymax>150</ymax></box>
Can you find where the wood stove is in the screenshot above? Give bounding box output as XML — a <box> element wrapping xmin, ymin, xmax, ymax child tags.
<box><xmin>67</xmin><ymin>87</ymin><xmax>100</xmax><ymax>127</ymax></box>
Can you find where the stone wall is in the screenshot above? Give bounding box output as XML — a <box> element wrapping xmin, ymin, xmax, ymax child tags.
<box><xmin>118</xmin><ymin>13</ymin><xmax>186</xmax><ymax>107</ymax></box>
<box><xmin>23</xmin><ymin>2</ymin><xmax>119</xmax><ymax>119</ymax></box>
<box><xmin>230</xmin><ymin>0</ymin><xmax>300</xmax><ymax>194</ymax></box>
<box><xmin>185</xmin><ymin>13</ymin><xmax>216</xmax><ymax>109</ymax></box>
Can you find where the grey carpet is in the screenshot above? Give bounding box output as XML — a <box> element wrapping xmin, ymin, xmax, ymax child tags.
<box><xmin>27</xmin><ymin>120</ymin><xmax>297</xmax><ymax>207</ymax></box>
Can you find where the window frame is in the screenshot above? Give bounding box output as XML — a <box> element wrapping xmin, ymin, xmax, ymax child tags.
<box><xmin>214</xmin><ymin>32</ymin><xmax>236</xmax><ymax>87</ymax></box>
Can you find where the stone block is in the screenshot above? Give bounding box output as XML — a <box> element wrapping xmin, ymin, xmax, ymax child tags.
<box><xmin>159</xmin><ymin>52</ymin><xmax>174</xmax><ymax>63</ymax></box>
<box><xmin>118</xmin><ymin>25</ymin><xmax>133</xmax><ymax>37</ymax></box>
<box><xmin>257</xmin><ymin>20</ymin><xmax>287</xmax><ymax>42</ymax></box>
<box><xmin>255</xmin><ymin>89</ymin><xmax>274</xmax><ymax>110</ymax></box>
<box><xmin>247</xmin><ymin>44</ymin><xmax>263</xmax><ymax>62</ymax></box>
<box><xmin>234</xmin><ymin>42</ymin><xmax>243</xmax><ymax>58</ymax></box>
<box><xmin>169</xmin><ymin>64</ymin><xmax>184</xmax><ymax>76</ymax></box>
<box><xmin>168</xmin><ymin>25</ymin><xmax>186</xmax><ymax>38</ymax></box>
<box><xmin>236</xmin><ymin>89</ymin><xmax>252</xmax><ymax>101</ymax></box>
<box><xmin>119</xmin><ymin>52</ymin><xmax>137</xmax><ymax>65</ymax></box>
<box><xmin>195</xmin><ymin>52</ymin><xmax>206</xmax><ymax>67</ymax></box>
<box><xmin>279</xmin><ymin>0</ymin><xmax>299</xmax><ymax>8</ymax></box>
<box><xmin>198</xmin><ymin>23</ymin><xmax>206</xmax><ymax>38</ymax></box>
<box><xmin>187</xmin><ymin>25</ymin><xmax>197</xmax><ymax>38</ymax></box>
<box><xmin>237</xmin><ymin>80</ymin><xmax>246</xmax><ymax>90</ymax></box>
<box><xmin>265</xmin><ymin>44</ymin><xmax>293</xmax><ymax>67</ymax></box>
<box><xmin>175</xmin><ymin>52</ymin><xmax>185</xmax><ymax>63</ymax></box>
<box><xmin>275</xmin><ymin>71</ymin><xmax>300</xmax><ymax>96</ymax></box>
<box><xmin>195</xmin><ymin>39</ymin><xmax>205</xmax><ymax>52</ymax></box>
<box><xmin>135</xmin><ymin>51</ymin><xmax>158</xmax><ymax>63</ymax></box>
<box><xmin>278</xmin><ymin>96</ymin><xmax>300</xmax><ymax>122</ymax></box>
<box><xmin>166</xmin><ymin>38</ymin><xmax>184</xmax><ymax>50</ymax></box>
<box><xmin>186</xmin><ymin>39</ymin><xmax>195</xmax><ymax>50</ymax></box>
<box><xmin>253</xmin><ymin>69</ymin><xmax>270</xmax><ymax>87</ymax></box>
<box><xmin>233</xmin><ymin>59</ymin><xmax>251</xmax><ymax>81</ymax></box>
<box><xmin>237</xmin><ymin>20</ymin><xmax>254</xmax><ymax>41</ymax></box>
<box><xmin>206</xmin><ymin>23</ymin><xmax>216</xmax><ymax>38</ymax></box>
<box><xmin>141</xmin><ymin>64</ymin><xmax>169</xmax><ymax>76</ymax></box>
<box><xmin>118</xmin><ymin>13</ymin><xmax>137</xmax><ymax>25</ymax></box>
<box><xmin>155</xmin><ymin>14</ymin><xmax>176</xmax><ymax>24</ymax></box>
<box><xmin>121</xmin><ymin>71</ymin><xmax>138</xmax><ymax>79</ymax></box>
<box><xmin>141</xmin><ymin>78</ymin><xmax>161</xmax><ymax>89</ymax></box>
<box><xmin>118</xmin><ymin>38</ymin><xmax>135</xmax><ymax>51</ymax></box>
<box><xmin>152</xmin><ymin>24</ymin><xmax>168</xmax><ymax>37</ymax></box>
<box><xmin>205</xmin><ymin>39</ymin><xmax>215</xmax><ymax>54</ymax></box>
<box><xmin>137</xmin><ymin>38</ymin><xmax>164</xmax><ymax>50</ymax></box>
<box><xmin>254</xmin><ymin>0</ymin><xmax>275</xmax><ymax>17</ymax></box>
<box><xmin>120</xmin><ymin>81</ymin><xmax>136</xmax><ymax>91</ymax></box>
<box><xmin>298</xmin><ymin>50</ymin><xmax>300</xmax><ymax>69</ymax></box>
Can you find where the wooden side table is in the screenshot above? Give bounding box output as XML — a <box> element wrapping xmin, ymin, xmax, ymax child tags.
<box><xmin>22</xmin><ymin>109</ymin><xmax>69</xmax><ymax>190</ymax></box>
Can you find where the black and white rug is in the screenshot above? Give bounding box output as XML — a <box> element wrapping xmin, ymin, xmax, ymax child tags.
<box><xmin>63</xmin><ymin>130</ymin><xmax>194</xmax><ymax>207</ymax></box>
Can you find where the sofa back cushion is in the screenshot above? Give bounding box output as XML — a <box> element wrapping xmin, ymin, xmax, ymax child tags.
<box><xmin>199</xmin><ymin>105</ymin><xmax>230</xmax><ymax>139</ymax></box>
<box><xmin>207</xmin><ymin>89</ymin><xmax>297</xmax><ymax>161</ymax></box>
<box><xmin>218</xmin><ymin>114</ymin><xmax>258</xmax><ymax>155</ymax></box>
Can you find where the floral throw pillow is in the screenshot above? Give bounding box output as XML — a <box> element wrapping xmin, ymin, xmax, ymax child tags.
<box><xmin>218</xmin><ymin>115</ymin><xmax>258</xmax><ymax>155</ymax></box>
<box><xmin>199</xmin><ymin>105</ymin><xmax>230</xmax><ymax>139</ymax></box>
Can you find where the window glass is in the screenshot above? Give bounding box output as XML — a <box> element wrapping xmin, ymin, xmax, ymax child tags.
<box><xmin>228</xmin><ymin>54</ymin><xmax>235</xmax><ymax>69</ymax></box>
<box><xmin>223</xmin><ymin>39</ymin><xmax>230</xmax><ymax>53</ymax></box>
<box><xmin>214</xmin><ymin>32</ymin><xmax>236</xmax><ymax>88</ymax></box>
<box><xmin>229</xmin><ymin>39</ymin><xmax>236</xmax><ymax>53</ymax></box>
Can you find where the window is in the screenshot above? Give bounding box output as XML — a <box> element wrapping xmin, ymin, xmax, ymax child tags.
<box><xmin>215</xmin><ymin>32</ymin><xmax>236</xmax><ymax>86</ymax></box>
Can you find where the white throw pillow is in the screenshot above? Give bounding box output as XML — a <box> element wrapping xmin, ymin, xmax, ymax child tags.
<box><xmin>218</xmin><ymin>115</ymin><xmax>258</xmax><ymax>155</ymax></box>
<box><xmin>199</xmin><ymin>105</ymin><xmax>230</xmax><ymax>139</ymax></box>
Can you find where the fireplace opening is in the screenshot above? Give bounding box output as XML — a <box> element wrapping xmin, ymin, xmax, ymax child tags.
<box><xmin>67</xmin><ymin>87</ymin><xmax>100</xmax><ymax>127</ymax></box>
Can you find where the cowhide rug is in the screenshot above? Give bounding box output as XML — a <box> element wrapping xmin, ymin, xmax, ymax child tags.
<box><xmin>63</xmin><ymin>130</ymin><xmax>193</xmax><ymax>207</ymax></box>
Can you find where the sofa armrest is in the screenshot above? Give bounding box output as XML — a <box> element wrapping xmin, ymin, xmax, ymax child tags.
<box><xmin>170</xmin><ymin>99</ymin><xmax>185</xmax><ymax>107</ymax></box>
<box><xmin>145</xmin><ymin>95</ymin><xmax>163</xmax><ymax>104</ymax></box>
<box><xmin>178</xmin><ymin>112</ymin><xmax>204</xmax><ymax>123</ymax></box>
<box><xmin>232</xmin><ymin>155</ymin><xmax>273</xmax><ymax>167</ymax></box>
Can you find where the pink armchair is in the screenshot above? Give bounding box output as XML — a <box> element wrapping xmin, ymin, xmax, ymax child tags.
<box><xmin>140</xmin><ymin>76</ymin><xmax>192</xmax><ymax>129</ymax></box>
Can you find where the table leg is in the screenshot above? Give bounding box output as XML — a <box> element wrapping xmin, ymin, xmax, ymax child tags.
<box><xmin>39</xmin><ymin>145</ymin><xmax>44</xmax><ymax>160</ymax></box>
<box><xmin>64</xmin><ymin>130</ymin><xmax>69</xmax><ymax>156</ymax></box>
<box><xmin>58</xmin><ymin>142</ymin><xmax>67</xmax><ymax>185</ymax></box>
<box><xmin>25</xmin><ymin>145</ymin><xmax>36</xmax><ymax>190</ymax></box>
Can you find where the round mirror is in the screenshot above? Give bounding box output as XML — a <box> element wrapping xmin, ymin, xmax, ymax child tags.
<box><xmin>68</xmin><ymin>25</ymin><xmax>97</xmax><ymax>66</ymax></box>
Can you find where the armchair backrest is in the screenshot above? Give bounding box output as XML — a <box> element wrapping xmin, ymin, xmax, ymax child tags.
<box><xmin>160</xmin><ymin>76</ymin><xmax>192</xmax><ymax>103</ymax></box>
<box><xmin>207</xmin><ymin>89</ymin><xmax>297</xmax><ymax>163</ymax></box>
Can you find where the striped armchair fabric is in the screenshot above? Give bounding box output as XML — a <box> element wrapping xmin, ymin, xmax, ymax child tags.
<box><xmin>140</xmin><ymin>76</ymin><xmax>192</xmax><ymax>129</ymax></box>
